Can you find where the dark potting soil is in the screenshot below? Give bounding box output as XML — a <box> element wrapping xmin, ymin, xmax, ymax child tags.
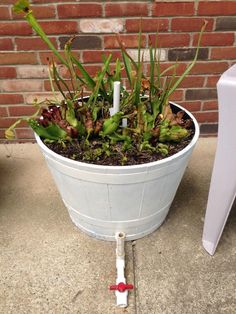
<box><xmin>44</xmin><ymin>103</ymin><xmax>195</xmax><ymax>166</ymax></box>
<box><xmin>44</xmin><ymin>131</ymin><xmax>194</xmax><ymax>166</ymax></box>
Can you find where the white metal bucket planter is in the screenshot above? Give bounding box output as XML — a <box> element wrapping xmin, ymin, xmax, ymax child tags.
<box><xmin>36</xmin><ymin>103</ymin><xmax>199</xmax><ymax>241</ymax></box>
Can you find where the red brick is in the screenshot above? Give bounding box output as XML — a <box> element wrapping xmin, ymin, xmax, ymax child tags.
<box><xmin>193</xmin><ymin>111</ymin><xmax>218</xmax><ymax>123</ymax></box>
<box><xmin>59</xmin><ymin>36</ymin><xmax>101</xmax><ymax>50</ymax></box>
<box><xmin>216</xmin><ymin>17</ymin><xmax>236</xmax><ymax>31</ymax></box>
<box><xmin>44</xmin><ymin>79</ymin><xmax>77</xmax><ymax>92</ymax></box>
<box><xmin>13</xmin><ymin>5</ymin><xmax>56</xmax><ymax>19</ymax></box>
<box><xmin>157</xmin><ymin>63</ymin><xmax>188</xmax><ymax>76</ymax></box>
<box><xmin>15</xmin><ymin>128</ymin><xmax>34</xmax><ymax>140</ymax></box>
<box><xmin>8</xmin><ymin>106</ymin><xmax>37</xmax><ymax>117</ymax></box>
<box><xmin>149</xmin><ymin>34</ymin><xmax>190</xmax><ymax>48</ymax></box>
<box><xmin>126</xmin><ymin>18</ymin><xmax>169</xmax><ymax>33</ymax></box>
<box><xmin>57</xmin><ymin>64</ymin><xmax>71</xmax><ymax>78</ymax></box>
<box><xmin>44</xmin><ymin>65</ymin><xmax>101</xmax><ymax>89</ymax></box>
<box><xmin>39</xmin><ymin>21</ymin><xmax>78</xmax><ymax>35</ymax></box>
<box><xmin>39</xmin><ymin>51</ymin><xmax>63</xmax><ymax>65</ymax></box>
<box><xmin>77</xmin><ymin>65</ymin><xmax>102</xmax><ymax>78</ymax></box>
<box><xmin>178</xmin><ymin>76</ymin><xmax>205</xmax><ymax>88</ymax></box>
<box><xmin>0</xmin><ymin>117</ymin><xmax>11</xmax><ymax>128</ymax></box>
<box><xmin>186</xmin><ymin>88</ymin><xmax>217</xmax><ymax>100</ymax></box>
<box><xmin>158</xmin><ymin>74</ymin><xmax>202</xmax><ymax>90</ymax></box>
<box><xmin>0</xmin><ymin>6</ymin><xmax>10</xmax><ymax>19</ymax></box>
<box><xmin>0</xmin><ymin>52</ymin><xmax>37</xmax><ymax>65</ymax></box>
<box><xmin>193</xmin><ymin>33</ymin><xmax>234</xmax><ymax>46</ymax></box>
<box><xmin>202</xmin><ymin>101</ymin><xmax>218</xmax><ymax>111</ymax></box>
<box><xmin>168</xmin><ymin>90</ymin><xmax>183</xmax><ymax>102</ymax></box>
<box><xmin>0</xmin><ymin>38</ymin><xmax>14</xmax><ymax>50</ymax></box>
<box><xmin>39</xmin><ymin>51</ymin><xmax>81</xmax><ymax>65</ymax></box>
<box><xmin>125</xmin><ymin>48</ymin><xmax>166</xmax><ymax>63</ymax></box>
<box><xmin>0</xmin><ymin>130</ymin><xmax>6</xmax><ymax>140</ymax></box>
<box><xmin>17</xmin><ymin>65</ymin><xmax>49</xmax><ymax>79</ymax></box>
<box><xmin>211</xmin><ymin>47</ymin><xmax>236</xmax><ymax>60</ymax></box>
<box><xmin>178</xmin><ymin>101</ymin><xmax>201</xmax><ymax>112</ymax></box>
<box><xmin>82</xmin><ymin>50</ymin><xmax>122</xmax><ymax>63</ymax></box>
<box><xmin>205</xmin><ymin>75</ymin><xmax>220</xmax><ymax>88</ymax></box>
<box><xmin>200</xmin><ymin>123</ymin><xmax>218</xmax><ymax>135</ymax></box>
<box><xmin>168</xmin><ymin>48</ymin><xmax>208</xmax><ymax>61</ymax></box>
<box><xmin>0</xmin><ymin>67</ymin><xmax>17</xmax><ymax>79</ymax></box>
<box><xmin>0</xmin><ymin>22</ymin><xmax>32</xmax><ymax>36</ymax></box>
<box><xmin>190</xmin><ymin>62</ymin><xmax>228</xmax><ymax>75</ymax></box>
<box><xmin>32</xmin><ymin>0</ymin><xmax>72</xmax><ymax>3</ymax></box>
<box><xmin>0</xmin><ymin>94</ymin><xmax>24</xmax><ymax>104</ymax></box>
<box><xmin>58</xmin><ymin>4</ymin><xmax>102</xmax><ymax>18</ymax></box>
<box><xmin>152</xmin><ymin>2</ymin><xmax>194</xmax><ymax>16</ymax></box>
<box><xmin>25</xmin><ymin>92</ymin><xmax>63</xmax><ymax>104</ymax></box>
<box><xmin>16</xmin><ymin>37</ymin><xmax>58</xmax><ymax>51</ymax></box>
<box><xmin>0</xmin><ymin>0</ymin><xmax>15</xmax><ymax>3</ymax></box>
<box><xmin>105</xmin><ymin>3</ymin><xmax>148</xmax><ymax>17</ymax></box>
<box><xmin>0</xmin><ymin>106</ymin><xmax>8</xmax><ymax>117</ymax></box>
<box><xmin>80</xmin><ymin>19</ymin><xmax>123</xmax><ymax>33</ymax></box>
<box><xmin>198</xmin><ymin>1</ymin><xmax>236</xmax><ymax>16</ymax></box>
<box><xmin>104</xmin><ymin>34</ymin><xmax>146</xmax><ymax>49</ymax></box>
<box><xmin>0</xmin><ymin>118</ymin><xmax>27</xmax><ymax>128</ymax></box>
<box><xmin>171</xmin><ymin>18</ymin><xmax>214</xmax><ymax>32</ymax></box>
<box><xmin>0</xmin><ymin>80</ymin><xmax>43</xmax><ymax>92</ymax></box>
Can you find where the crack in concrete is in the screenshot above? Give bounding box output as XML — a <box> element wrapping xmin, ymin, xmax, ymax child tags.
<box><xmin>131</xmin><ymin>240</ymin><xmax>138</xmax><ymax>314</ymax></box>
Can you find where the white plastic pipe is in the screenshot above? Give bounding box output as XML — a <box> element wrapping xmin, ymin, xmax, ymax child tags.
<box><xmin>110</xmin><ymin>81</ymin><xmax>120</xmax><ymax>116</ymax></box>
<box><xmin>115</xmin><ymin>232</ymin><xmax>127</xmax><ymax>308</ymax></box>
<box><xmin>116</xmin><ymin>232</ymin><xmax>125</xmax><ymax>258</ymax></box>
<box><xmin>113</xmin><ymin>81</ymin><xmax>120</xmax><ymax>114</ymax></box>
<box><xmin>122</xmin><ymin>118</ymin><xmax>127</xmax><ymax>128</ymax></box>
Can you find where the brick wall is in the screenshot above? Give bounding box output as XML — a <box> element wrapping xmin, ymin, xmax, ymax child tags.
<box><xmin>1</xmin><ymin>0</ymin><xmax>236</xmax><ymax>142</ymax></box>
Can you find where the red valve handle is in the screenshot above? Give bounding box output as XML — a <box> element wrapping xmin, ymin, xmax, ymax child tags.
<box><xmin>110</xmin><ymin>282</ymin><xmax>134</xmax><ymax>292</ymax></box>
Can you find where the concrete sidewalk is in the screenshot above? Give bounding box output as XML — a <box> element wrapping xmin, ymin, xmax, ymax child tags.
<box><xmin>0</xmin><ymin>138</ymin><xmax>236</xmax><ymax>314</ymax></box>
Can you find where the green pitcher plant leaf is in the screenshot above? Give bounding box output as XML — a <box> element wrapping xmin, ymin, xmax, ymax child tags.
<box><xmin>7</xmin><ymin>2</ymin><xmax>207</xmax><ymax>163</ymax></box>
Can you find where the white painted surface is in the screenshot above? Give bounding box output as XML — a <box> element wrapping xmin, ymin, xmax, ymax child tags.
<box><xmin>203</xmin><ymin>64</ymin><xmax>236</xmax><ymax>255</ymax></box>
<box><xmin>36</xmin><ymin>103</ymin><xmax>199</xmax><ymax>241</ymax></box>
